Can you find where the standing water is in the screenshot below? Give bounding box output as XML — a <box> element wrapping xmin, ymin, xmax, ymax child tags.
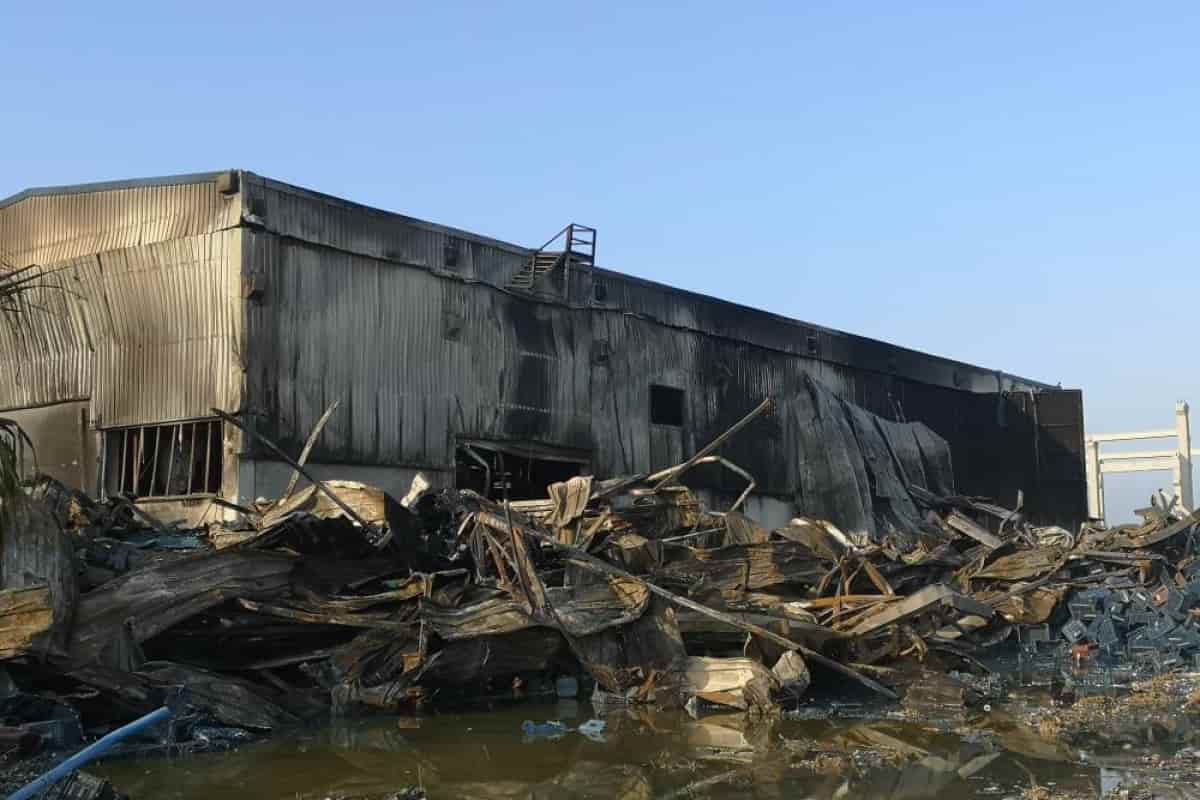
<box><xmin>90</xmin><ymin>694</ymin><xmax>1158</xmax><ymax>800</ymax></box>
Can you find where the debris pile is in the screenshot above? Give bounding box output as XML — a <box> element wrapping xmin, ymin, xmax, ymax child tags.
<box><xmin>1010</xmin><ymin>493</ymin><xmax>1200</xmax><ymax>680</ymax></box>
<box><xmin>2</xmin><ymin>395</ymin><xmax>1200</xmax><ymax>771</ymax></box>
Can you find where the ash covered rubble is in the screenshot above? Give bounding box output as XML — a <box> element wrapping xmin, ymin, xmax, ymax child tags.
<box><xmin>2</xmin><ymin>389</ymin><xmax>1199</xmax><ymax>783</ymax></box>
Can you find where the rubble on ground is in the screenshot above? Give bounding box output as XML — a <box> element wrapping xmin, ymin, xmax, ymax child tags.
<box><xmin>2</xmin><ymin>396</ymin><xmax>1200</xmax><ymax>779</ymax></box>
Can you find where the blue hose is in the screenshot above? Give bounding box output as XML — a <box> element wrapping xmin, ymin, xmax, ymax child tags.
<box><xmin>8</xmin><ymin>705</ymin><xmax>172</xmax><ymax>800</ymax></box>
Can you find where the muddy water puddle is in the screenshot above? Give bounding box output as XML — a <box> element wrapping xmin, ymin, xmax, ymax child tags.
<box><xmin>89</xmin><ymin>693</ymin><xmax>1180</xmax><ymax>800</ymax></box>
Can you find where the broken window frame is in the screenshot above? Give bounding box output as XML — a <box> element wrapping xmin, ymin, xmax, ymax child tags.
<box><xmin>101</xmin><ymin>418</ymin><xmax>223</xmax><ymax>500</ymax></box>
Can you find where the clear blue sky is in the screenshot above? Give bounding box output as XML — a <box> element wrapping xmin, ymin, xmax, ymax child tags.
<box><xmin>3</xmin><ymin>2</ymin><xmax>1196</xmax><ymax>520</ymax></box>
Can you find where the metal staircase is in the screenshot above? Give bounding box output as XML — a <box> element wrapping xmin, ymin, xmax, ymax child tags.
<box><xmin>508</xmin><ymin>224</ymin><xmax>596</xmax><ymax>291</ymax></box>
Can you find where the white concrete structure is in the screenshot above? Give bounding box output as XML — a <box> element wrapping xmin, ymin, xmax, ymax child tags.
<box><xmin>1085</xmin><ymin>402</ymin><xmax>1195</xmax><ymax>523</ymax></box>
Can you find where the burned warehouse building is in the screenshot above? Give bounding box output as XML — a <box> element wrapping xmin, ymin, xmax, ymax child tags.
<box><xmin>0</xmin><ymin>170</ymin><xmax>1087</xmax><ymax>534</ymax></box>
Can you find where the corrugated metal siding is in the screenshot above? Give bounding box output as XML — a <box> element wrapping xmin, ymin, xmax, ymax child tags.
<box><xmin>0</xmin><ymin>230</ymin><xmax>243</xmax><ymax>425</ymax></box>
<box><xmin>589</xmin><ymin>311</ymin><xmax>862</xmax><ymax>495</ymax></box>
<box><xmin>243</xmin><ymin>238</ymin><xmax>953</xmax><ymax>501</ymax></box>
<box><xmin>241</xmin><ymin>175</ymin><xmax>529</xmax><ymax>288</ymax></box>
<box><xmin>590</xmin><ymin>269</ymin><xmax>1048</xmax><ymax>395</ymax></box>
<box><xmin>90</xmin><ymin>229</ymin><xmax>243</xmax><ymax>426</ymax></box>
<box><xmin>0</xmin><ymin>178</ymin><xmax>244</xmax><ymax>422</ymax></box>
<box><xmin>235</xmin><ymin>172</ymin><xmax>1050</xmax><ymax>398</ymax></box>
<box><xmin>243</xmin><ymin>232</ymin><xmax>591</xmax><ymax>469</ymax></box>
<box><xmin>0</xmin><ymin>179</ymin><xmax>240</xmax><ymax>268</ymax></box>
<box><xmin>0</xmin><ymin>250</ymin><xmax>93</xmax><ymax>408</ymax></box>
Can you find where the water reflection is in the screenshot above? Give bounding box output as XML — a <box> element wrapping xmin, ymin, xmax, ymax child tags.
<box><xmin>96</xmin><ymin>700</ymin><xmax>1105</xmax><ymax>799</ymax></box>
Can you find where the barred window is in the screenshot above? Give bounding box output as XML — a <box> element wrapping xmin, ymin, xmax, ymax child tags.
<box><xmin>103</xmin><ymin>419</ymin><xmax>222</xmax><ymax>499</ymax></box>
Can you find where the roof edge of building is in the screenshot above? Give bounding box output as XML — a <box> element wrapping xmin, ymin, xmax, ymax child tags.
<box><xmin>240</xmin><ymin>172</ymin><xmax>532</xmax><ymax>257</ymax></box>
<box><xmin>0</xmin><ymin>170</ymin><xmax>231</xmax><ymax>209</ymax></box>
<box><xmin>591</xmin><ymin>266</ymin><xmax>1060</xmax><ymax>392</ymax></box>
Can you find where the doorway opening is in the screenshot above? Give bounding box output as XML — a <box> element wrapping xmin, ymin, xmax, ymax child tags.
<box><xmin>455</xmin><ymin>440</ymin><xmax>590</xmax><ymax>501</ymax></box>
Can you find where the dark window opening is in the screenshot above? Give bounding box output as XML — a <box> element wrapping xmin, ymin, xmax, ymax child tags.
<box><xmin>443</xmin><ymin>239</ymin><xmax>460</xmax><ymax>268</ymax></box>
<box><xmin>650</xmin><ymin>385</ymin><xmax>685</xmax><ymax>427</ymax></box>
<box><xmin>103</xmin><ymin>419</ymin><xmax>222</xmax><ymax>499</ymax></box>
<box><xmin>455</xmin><ymin>444</ymin><xmax>585</xmax><ymax>501</ymax></box>
<box><xmin>593</xmin><ymin>280</ymin><xmax>607</xmax><ymax>303</ymax></box>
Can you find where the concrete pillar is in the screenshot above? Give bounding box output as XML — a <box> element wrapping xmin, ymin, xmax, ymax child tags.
<box><xmin>1086</xmin><ymin>438</ymin><xmax>1104</xmax><ymax>522</ymax></box>
<box><xmin>1178</xmin><ymin>402</ymin><xmax>1194</xmax><ymax>511</ymax></box>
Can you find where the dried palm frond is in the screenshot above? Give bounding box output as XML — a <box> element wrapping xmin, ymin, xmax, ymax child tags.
<box><xmin>0</xmin><ymin>418</ymin><xmax>35</xmax><ymax>524</ymax></box>
<box><xmin>0</xmin><ymin>257</ymin><xmax>54</xmax><ymax>512</ymax></box>
<box><xmin>0</xmin><ymin>261</ymin><xmax>55</xmax><ymax>313</ymax></box>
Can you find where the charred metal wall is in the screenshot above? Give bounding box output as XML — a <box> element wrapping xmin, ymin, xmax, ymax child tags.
<box><xmin>236</xmin><ymin>171</ymin><xmax>1085</xmax><ymax>527</ymax></box>
<box><xmin>241</xmin><ymin>229</ymin><xmax>593</xmax><ymax>470</ymax></box>
<box><xmin>0</xmin><ymin>170</ymin><xmax>1086</xmax><ymax>529</ymax></box>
